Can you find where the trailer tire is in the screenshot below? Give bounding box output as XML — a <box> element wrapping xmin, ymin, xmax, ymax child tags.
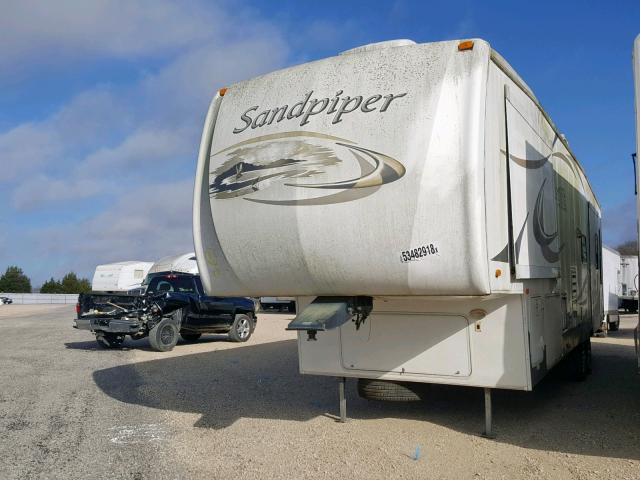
<box><xmin>357</xmin><ymin>379</ymin><xmax>424</xmax><ymax>402</ymax></box>
<box><xmin>180</xmin><ymin>333</ymin><xmax>202</xmax><ymax>342</ymax></box>
<box><xmin>148</xmin><ymin>317</ymin><xmax>179</xmax><ymax>352</ymax></box>
<box><xmin>229</xmin><ymin>314</ymin><xmax>253</xmax><ymax>342</ymax></box>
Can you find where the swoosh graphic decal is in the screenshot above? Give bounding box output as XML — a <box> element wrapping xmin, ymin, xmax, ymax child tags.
<box><xmin>533</xmin><ymin>178</ymin><xmax>561</xmax><ymax>263</ymax></box>
<box><xmin>208</xmin><ymin>131</ymin><xmax>405</xmax><ymax>205</ymax></box>
<box><xmin>284</xmin><ymin>143</ymin><xmax>405</xmax><ymax>189</ymax></box>
<box><xmin>501</xmin><ymin>148</ymin><xmax>551</xmax><ymax>169</ymax></box>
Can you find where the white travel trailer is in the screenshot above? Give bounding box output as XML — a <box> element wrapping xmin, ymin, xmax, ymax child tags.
<box><xmin>619</xmin><ymin>254</ymin><xmax>638</xmax><ymax>312</ymax></box>
<box><xmin>602</xmin><ymin>246</ymin><xmax>621</xmax><ymax>331</ymax></box>
<box><xmin>193</xmin><ymin>38</ymin><xmax>603</xmax><ymax>434</ymax></box>
<box><xmin>147</xmin><ymin>253</ymin><xmax>199</xmax><ymax>275</ymax></box>
<box><xmin>91</xmin><ymin>261</ymin><xmax>153</xmax><ymax>292</ymax></box>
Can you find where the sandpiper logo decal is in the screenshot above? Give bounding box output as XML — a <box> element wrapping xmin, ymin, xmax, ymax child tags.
<box><xmin>208</xmin><ymin>131</ymin><xmax>405</xmax><ymax>206</ymax></box>
<box><xmin>232</xmin><ymin>90</ymin><xmax>407</xmax><ymax>133</ymax></box>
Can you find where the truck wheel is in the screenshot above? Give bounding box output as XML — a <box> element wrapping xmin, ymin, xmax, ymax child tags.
<box><xmin>148</xmin><ymin>318</ymin><xmax>179</xmax><ymax>352</ymax></box>
<box><xmin>357</xmin><ymin>379</ymin><xmax>424</xmax><ymax>402</ymax></box>
<box><xmin>95</xmin><ymin>332</ymin><xmax>124</xmax><ymax>349</ymax></box>
<box><xmin>229</xmin><ymin>314</ymin><xmax>253</xmax><ymax>342</ymax></box>
<box><xmin>180</xmin><ymin>333</ymin><xmax>202</xmax><ymax>342</ymax></box>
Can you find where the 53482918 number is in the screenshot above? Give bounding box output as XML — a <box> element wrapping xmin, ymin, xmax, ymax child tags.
<box><xmin>400</xmin><ymin>244</ymin><xmax>439</xmax><ymax>263</ymax></box>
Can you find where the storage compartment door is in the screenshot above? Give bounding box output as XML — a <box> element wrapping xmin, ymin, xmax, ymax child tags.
<box><xmin>340</xmin><ymin>313</ymin><xmax>471</xmax><ymax>377</ymax></box>
<box><xmin>506</xmin><ymin>98</ymin><xmax>560</xmax><ymax>279</ymax></box>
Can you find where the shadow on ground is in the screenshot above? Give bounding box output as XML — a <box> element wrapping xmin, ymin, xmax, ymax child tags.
<box><xmin>65</xmin><ymin>334</ymin><xmax>231</xmax><ymax>352</ymax></box>
<box><xmin>93</xmin><ymin>328</ymin><xmax>640</xmax><ymax>460</ymax></box>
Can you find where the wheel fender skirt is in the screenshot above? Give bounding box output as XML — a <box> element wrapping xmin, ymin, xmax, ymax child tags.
<box><xmin>286</xmin><ymin>296</ymin><xmax>373</xmax><ymax>334</ymax></box>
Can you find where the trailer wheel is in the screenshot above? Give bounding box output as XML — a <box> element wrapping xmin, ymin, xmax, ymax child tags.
<box><xmin>357</xmin><ymin>379</ymin><xmax>425</xmax><ymax>402</ymax></box>
<box><xmin>148</xmin><ymin>317</ymin><xmax>179</xmax><ymax>352</ymax></box>
<box><xmin>180</xmin><ymin>333</ymin><xmax>202</xmax><ymax>342</ymax></box>
<box><xmin>229</xmin><ymin>314</ymin><xmax>253</xmax><ymax>342</ymax></box>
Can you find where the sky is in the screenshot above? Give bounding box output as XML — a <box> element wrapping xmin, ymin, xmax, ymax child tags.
<box><xmin>0</xmin><ymin>0</ymin><xmax>639</xmax><ymax>286</ymax></box>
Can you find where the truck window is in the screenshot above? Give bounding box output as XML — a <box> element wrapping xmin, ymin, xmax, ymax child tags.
<box><xmin>146</xmin><ymin>275</ymin><xmax>197</xmax><ymax>294</ymax></box>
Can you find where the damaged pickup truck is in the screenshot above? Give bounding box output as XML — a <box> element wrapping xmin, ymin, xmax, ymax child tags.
<box><xmin>74</xmin><ymin>272</ymin><xmax>256</xmax><ymax>351</ymax></box>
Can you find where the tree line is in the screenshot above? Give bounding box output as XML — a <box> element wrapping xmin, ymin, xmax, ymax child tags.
<box><xmin>0</xmin><ymin>266</ymin><xmax>91</xmax><ymax>293</ymax></box>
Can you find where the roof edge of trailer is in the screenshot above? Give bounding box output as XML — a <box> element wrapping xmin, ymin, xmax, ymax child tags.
<box><xmin>490</xmin><ymin>48</ymin><xmax>601</xmax><ymax>210</ymax></box>
<box><xmin>603</xmin><ymin>245</ymin><xmax>621</xmax><ymax>256</ymax></box>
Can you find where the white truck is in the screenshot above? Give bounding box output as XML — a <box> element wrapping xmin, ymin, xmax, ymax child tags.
<box><xmin>619</xmin><ymin>254</ymin><xmax>638</xmax><ymax>313</ymax></box>
<box><xmin>91</xmin><ymin>261</ymin><xmax>153</xmax><ymax>292</ymax></box>
<box><xmin>602</xmin><ymin>246</ymin><xmax>621</xmax><ymax>331</ymax></box>
<box><xmin>193</xmin><ymin>38</ymin><xmax>603</xmax><ymax>435</ymax></box>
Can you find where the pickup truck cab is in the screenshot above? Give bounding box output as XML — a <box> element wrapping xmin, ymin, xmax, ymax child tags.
<box><xmin>74</xmin><ymin>272</ymin><xmax>256</xmax><ymax>351</ymax></box>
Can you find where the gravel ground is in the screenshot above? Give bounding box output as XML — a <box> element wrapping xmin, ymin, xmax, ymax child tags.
<box><xmin>0</xmin><ymin>305</ymin><xmax>639</xmax><ymax>479</ymax></box>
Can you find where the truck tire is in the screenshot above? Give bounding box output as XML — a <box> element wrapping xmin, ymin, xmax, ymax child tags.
<box><xmin>228</xmin><ymin>314</ymin><xmax>253</xmax><ymax>342</ymax></box>
<box><xmin>148</xmin><ymin>317</ymin><xmax>179</xmax><ymax>352</ymax></box>
<box><xmin>180</xmin><ymin>332</ymin><xmax>202</xmax><ymax>342</ymax></box>
<box><xmin>357</xmin><ymin>379</ymin><xmax>424</xmax><ymax>402</ymax></box>
<box><xmin>95</xmin><ymin>332</ymin><xmax>124</xmax><ymax>349</ymax></box>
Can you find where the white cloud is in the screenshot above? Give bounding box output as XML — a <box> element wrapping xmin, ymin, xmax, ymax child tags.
<box><xmin>2</xmin><ymin>3</ymin><xmax>289</xmax><ymax>211</ymax></box>
<box><xmin>602</xmin><ymin>196</ymin><xmax>638</xmax><ymax>248</ymax></box>
<box><xmin>1</xmin><ymin>0</ymin><xmax>293</xmax><ymax>283</ymax></box>
<box><xmin>0</xmin><ymin>0</ymin><xmax>222</xmax><ymax>76</ymax></box>
<box><xmin>11</xmin><ymin>175</ymin><xmax>103</xmax><ymax>211</ymax></box>
<box><xmin>35</xmin><ymin>180</ymin><xmax>194</xmax><ymax>277</ymax></box>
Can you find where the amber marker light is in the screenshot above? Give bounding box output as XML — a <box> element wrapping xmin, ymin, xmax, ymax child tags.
<box><xmin>495</xmin><ymin>269</ymin><xmax>502</xmax><ymax>278</ymax></box>
<box><xmin>218</xmin><ymin>87</ymin><xmax>228</xmax><ymax>96</ymax></box>
<box><xmin>458</xmin><ymin>40</ymin><xmax>474</xmax><ymax>51</ymax></box>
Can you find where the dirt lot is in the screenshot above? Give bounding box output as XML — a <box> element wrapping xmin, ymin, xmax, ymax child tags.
<box><xmin>0</xmin><ymin>305</ymin><xmax>639</xmax><ymax>480</ymax></box>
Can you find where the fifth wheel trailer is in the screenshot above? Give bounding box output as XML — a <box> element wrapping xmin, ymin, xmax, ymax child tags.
<box><xmin>193</xmin><ymin>38</ymin><xmax>603</xmax><ymax>433</ymax></box>
<box><xmin>634</xmin><ymin>33</ymin><xmax>640</xmax><ymax>372</ymax></box>
<box><xmin>602</xmin><ymin>246</ymin><xmax>621</xmax><ymax>331</ymax></box>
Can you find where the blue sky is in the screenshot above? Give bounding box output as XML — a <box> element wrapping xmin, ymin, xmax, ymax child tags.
<box><xmin>1</xmin><ymin>0</ymin><xmax>639</xmax><ymax>286</ymax></box>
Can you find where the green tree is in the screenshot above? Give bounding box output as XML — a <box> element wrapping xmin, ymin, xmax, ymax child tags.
<box><xmin>40</xmin><ymin>278</ymin><xmax>62</xmax><ymax>293</ymax></box>
<box><xmin>0</xmin><ymin>266</ymin><xmax>32</xmax><ymax>293</ymax></box>
<box><xmin>76</xmin><ymin>277</ymin><xmax>91</xmax><ymax>293</ymax></box>
<box><xmin>59</xmin><ymin>272</ymin><xmax>92</xmax><ymax>293</ymax></box>
<box><xmin>60</xmin><ymin>272</ymin><xmax>80</xmax><ymax>293</ymax></box>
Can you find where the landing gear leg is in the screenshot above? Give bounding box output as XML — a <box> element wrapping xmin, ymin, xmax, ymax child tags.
<box><xmin>482</xmin><ymin>388</ymin><xmax>495</xmax><ymax>438</ymax></box>
<box><xmin>338</xmin><ymin>377</ymin><xmax>347</xmax><ymax>423</ymax></box>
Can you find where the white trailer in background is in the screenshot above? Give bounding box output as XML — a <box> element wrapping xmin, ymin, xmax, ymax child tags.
<box><xmin>602</xmin><ymin>246</ymin><xmax>621</xmax><ymax>331</ymax></box>
<box><xmin>259</xmin><ymin>296</ymin><xmax>296</xmax><ymax>312</ymax></box>
<box><xmin>91</xmin><ymin>261</ymin><xmax>153</xmax><ymax>292</ymax></box>
<box><xmin>147</xmin><ymin>253</ymin><xmax>199</xmax><ymax>275</ymax></box>
<box><xmin>633</xmin><ymin>33</ymin><xmax>640</xmax><ymax>372</ymax></box>
<box><xmin>193</xmin><ymin>38</ymin><xmax>603</xmax><ymax>435</ymax></box>
<box><xmin>619</xmin><ymin>254</ymin><xmax>638</xmax><ymax>313</ymax></box>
